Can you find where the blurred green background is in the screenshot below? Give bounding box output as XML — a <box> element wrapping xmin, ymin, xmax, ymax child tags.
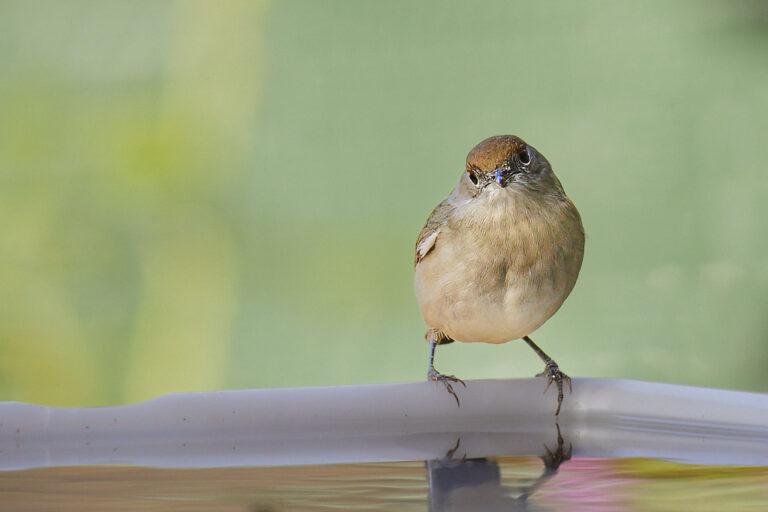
<box><xmin>1</xmin><ymin>1</ymin><xmax>766</xmax><ymax>407</ymax></box>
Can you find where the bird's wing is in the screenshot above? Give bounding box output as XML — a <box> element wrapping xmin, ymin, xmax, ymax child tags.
<box><xmin>414</xmin><ymin>200</ymin><xmax>453</xmax><ymax>267</ymax></box>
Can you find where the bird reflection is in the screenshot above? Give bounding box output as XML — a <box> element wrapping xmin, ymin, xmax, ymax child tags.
<box><xmin>425</xmin><ymin>424</ymin><xmax>571</xmax><ymax>512</ymax></box>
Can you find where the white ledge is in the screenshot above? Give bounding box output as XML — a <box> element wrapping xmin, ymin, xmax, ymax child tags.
<box><xmin>1</xmin><ymin>378</ymin><xmax>766</xmax><ymax>470</ymax></box>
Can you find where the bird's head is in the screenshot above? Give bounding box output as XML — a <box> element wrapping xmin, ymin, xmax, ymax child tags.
<box><xmin>460</xmin><ymin>135</ymin><xmax>564</xmax><ymax>197</ymax></box>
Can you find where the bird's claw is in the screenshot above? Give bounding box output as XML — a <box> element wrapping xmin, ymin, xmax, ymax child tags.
<box><xmin>428</xmin><ymin>368</ymin><xmax>466</xmax><ymax>406</ymax></box>
<box><xmin>537</xmin><ymin>360</ymin><xmax>571</xmax><ymax>415</ymax></box>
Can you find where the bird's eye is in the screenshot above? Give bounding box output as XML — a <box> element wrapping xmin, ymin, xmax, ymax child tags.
<box><xmin>468</xmin><ymin>170</ymin><xmax>479</xmax><ymax>186</ymax></box>
<box><xmin>518</xmin><ymin>148</ymin><xmax>531</xmax><ymax>165</ymax></box>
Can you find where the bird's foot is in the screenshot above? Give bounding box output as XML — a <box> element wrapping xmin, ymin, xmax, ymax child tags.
<box><xmin>427</xmin><ymin>367</ymin><xmax>466</xmax><ymax>406</ymax></box>
<box><xmin>536</xmin><ymin>360</ymin><xmax>572</xmax><ymax>416</ymax></box>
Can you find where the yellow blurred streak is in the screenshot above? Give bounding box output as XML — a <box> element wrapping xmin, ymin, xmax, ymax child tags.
<box><xmin>124</xmin><ymin>215</ymin><xmax>238</xmax><ymax>403</ymax></box>
<box><xmin>0</xmin><ymin>1</ymin><xmax>268</xmax><ymax>405</ymax></box>
<box><xmin>1</xmin><ymin>286</ymin><xmax>102</xmax><ymax>407</ymax></box>
<box><xmin>122</xmin><ymin>2</ymin><xmax>268</xmax><ymax>402</ymax></box>
<box><xmin>0</xmin><ymin>196</ymin><xmax>103</xmax><ymax>406</ymax></box>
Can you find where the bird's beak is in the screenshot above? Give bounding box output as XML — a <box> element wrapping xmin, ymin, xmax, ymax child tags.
<box><xmin>493</xmin><ymin>168</ymin><xmax>504</xmax><ymax>185</ymax></box>
<box><xmin>489</xmin><ymin>165</ymin><xmax>521</xmax><ymax>187</ymax></box>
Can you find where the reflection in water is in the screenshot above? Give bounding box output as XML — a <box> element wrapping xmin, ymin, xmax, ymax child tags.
<box><xmin>426</xmin><ymin>424</ymin><xmax>571</xmax><ymax>511</ymax></box>
<box><xmin>2</xmin><ymin>451</ymin><xmax>768</xmax><ymax>511</ymax></box>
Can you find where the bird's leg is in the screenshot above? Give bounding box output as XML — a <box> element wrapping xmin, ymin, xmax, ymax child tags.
<box><xmin>522</xmin><ymin>336</ymin><xmax>572</xmax><ymax>415</ymax></box>
<box><xmin>426</xmin><ymin>330</ymin><xmax>466</xmax><ymax>406</ymax></box>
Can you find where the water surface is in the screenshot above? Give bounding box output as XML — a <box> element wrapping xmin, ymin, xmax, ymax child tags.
<box><xmin>2</xmin><ymin>457</ymin><xmax>766</xmax><ymax>512</ymax></box>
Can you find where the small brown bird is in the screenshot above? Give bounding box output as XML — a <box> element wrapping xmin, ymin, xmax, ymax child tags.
<box><xmin>414</xmin><ymin>135</ymin><xmax>585</xmax><ymax>415</ymax></box>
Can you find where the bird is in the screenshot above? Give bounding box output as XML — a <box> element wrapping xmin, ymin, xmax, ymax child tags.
<box><xmin>413</xmin><ymin>135</ymin><xmax>585</xmax><ymax>415</ymax></box>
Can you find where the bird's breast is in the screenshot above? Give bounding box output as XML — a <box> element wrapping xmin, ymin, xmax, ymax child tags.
<box><xmin>414</xmin><ymin>191</ymin><xmax>584</xmax><ymax>343</ymax></box>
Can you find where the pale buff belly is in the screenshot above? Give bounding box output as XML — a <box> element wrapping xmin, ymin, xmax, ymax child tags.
<box><xmin>414</xmin><ymin>232</ymin><xmax>573</xmax><ymax>344</ymax></box>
